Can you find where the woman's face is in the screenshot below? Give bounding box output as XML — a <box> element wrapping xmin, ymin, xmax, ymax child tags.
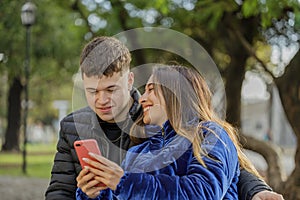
<box><xmin>139</xmin><ymin>75</ymin><xmax>167</xmax><ymax>126</ymax></box>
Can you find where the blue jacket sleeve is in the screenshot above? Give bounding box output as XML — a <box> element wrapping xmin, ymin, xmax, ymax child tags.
<box><xmin>114</xmin><ymin>128</ymin><xmax>240</xmax><ymax>200</ymax></box>
<box><xmin>76</xmin><ymin>188</ymin><xmax>113</xmax><ymax>200</ymax></box>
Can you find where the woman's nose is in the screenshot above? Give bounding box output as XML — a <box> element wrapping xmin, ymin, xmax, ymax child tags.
<box><xmin>139</xmin><ymin>93</ymin><xmax>147</xmax><ymax>104</ymax></box>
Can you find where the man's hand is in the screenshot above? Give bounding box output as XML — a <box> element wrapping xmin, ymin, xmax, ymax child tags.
<box><xmin>252</xmin><ymin>191</ymin><xmax>284</xmax><ymax>200</ymax></box>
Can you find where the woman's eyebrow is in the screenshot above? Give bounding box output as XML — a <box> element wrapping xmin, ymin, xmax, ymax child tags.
<box><xmin>146</xmin><ymin>83</ymin><xmax>154</xmax><ymax>88</ymax></box>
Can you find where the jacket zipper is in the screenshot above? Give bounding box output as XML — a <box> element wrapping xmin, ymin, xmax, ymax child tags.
<box><xmin>161</xmin><ymin>127</ymin><xmax>165</xmax><ymax>147</ymax></box>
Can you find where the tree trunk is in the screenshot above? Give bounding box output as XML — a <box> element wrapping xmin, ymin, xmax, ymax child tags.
<box><xmin>223</xmin><ymin>36</ymin><xmax>247</xmax><ymax>127</ymax></box>
<box><xmin>222</xmin><ymin>17</ymin><xmax>286</xmax><ymax>193</ymax></box>
<box><xmin>275</xmin><ymin>50</ymin><xmax>300</xmax><ymax>199</ymax></box>
<box><xmin>1</xmin><ymin>76</ymin><xmax>22</xmax><ymax>152</ymax></box>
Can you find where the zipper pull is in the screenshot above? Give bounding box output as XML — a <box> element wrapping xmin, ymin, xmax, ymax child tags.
<box><xmin>161</xmin><ymin>127</ymin><xmax>165</xmax><ymax>136</ymax></box>
<box><xmin>161</xmin><ymin>127</ymin><xmax>165</xmax><ymax>146</ymax></box>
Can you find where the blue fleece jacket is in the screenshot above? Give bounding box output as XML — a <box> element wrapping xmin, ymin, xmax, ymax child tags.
<box><xmin>76</xmin><ymin>121</ymin><xmax>240</xmax><ymax>200</ymax></box>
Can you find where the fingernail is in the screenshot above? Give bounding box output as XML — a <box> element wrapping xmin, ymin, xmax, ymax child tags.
<box><xmin>88</xmin><ymin>152</ymin><xmax>95</xmax><ymax>157</ymax></box>
<box><xmin>82</xmin><ymin>157</ymin><xmax>88</xmax><ymax>161</ymax></box>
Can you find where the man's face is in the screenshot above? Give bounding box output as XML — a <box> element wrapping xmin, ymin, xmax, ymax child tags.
<box><xmin>83</xmin><ymin>71</ymin><xmax>134</xmax><ymax>123</ymax></box>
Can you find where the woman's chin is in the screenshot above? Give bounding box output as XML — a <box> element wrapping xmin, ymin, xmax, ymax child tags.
<box><xmin>143</xmin><ymin>118</ymin><xmax>150</xmax><ymax>125</ymax></box>
<box><xmin>143</xmin><ymin>119</ymin><xmax>156</xmax><ymax>126</ymax></box>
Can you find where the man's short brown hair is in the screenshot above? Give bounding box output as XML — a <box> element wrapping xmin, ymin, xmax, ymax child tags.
<box><xmin>80</xmin><ymin>36</ymin><xmax>131</xmax><ymax>78</ymax></box>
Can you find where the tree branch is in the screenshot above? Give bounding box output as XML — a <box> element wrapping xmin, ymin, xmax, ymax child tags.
<box><xmin>231</xmin><ymin>28</ymin><xmax>276</xmax><ymax>80</ymax></box>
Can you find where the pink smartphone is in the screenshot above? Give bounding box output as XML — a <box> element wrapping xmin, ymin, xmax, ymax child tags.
<box><xmin>74</xmin><ymin>139</ymin><xmax>101</xmax><ymax>169</ymax></box>
<box><xmin>74</xmin><ymin>139</ymin><xmax>105</xmax><ymax>187</ymax></box>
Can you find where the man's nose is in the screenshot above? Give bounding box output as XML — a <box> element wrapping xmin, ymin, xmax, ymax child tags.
<box><xmin>96</xmin><ymin>91</ymin><xmax>109</xmax><ymax>104</ymax></box>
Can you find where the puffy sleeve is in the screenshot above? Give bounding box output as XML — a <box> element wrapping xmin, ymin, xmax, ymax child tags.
<box><xmin>238</xmin><ymin>169</ymin><xmax>272</xmax><ymax>199</ymax></box>
<box><xmin>45</xmin><ymin>121</ymin><xmax>79</xmax><ymax>200</ymax></box>
<box><xmin>114</xmin><ymin>124</ymin><xmax>240</xmax><ymax>200</ymax></box>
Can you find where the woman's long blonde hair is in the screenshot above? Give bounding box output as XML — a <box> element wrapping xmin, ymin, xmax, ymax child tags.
<box><xmin>131</xmin><ymin>65</ymin><xmax>261</xmax><ymax>178</ymax></box>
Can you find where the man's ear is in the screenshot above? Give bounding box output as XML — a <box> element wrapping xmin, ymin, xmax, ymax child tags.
<box><xmin>128</xmin><ymin>72</ymin><xmax>134</xmax><ymax>90</ymax></box>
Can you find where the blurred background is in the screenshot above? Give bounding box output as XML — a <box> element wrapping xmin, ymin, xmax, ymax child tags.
<box><xmin>0</xmin><ymin>0</ymin><xmax>299</xmax><ymax>199</ymax></box>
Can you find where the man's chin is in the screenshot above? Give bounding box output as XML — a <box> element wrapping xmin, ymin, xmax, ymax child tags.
<box><xmin>97</xmin><ymin>113</ymin><xmax>115</xmax><ymax>123</ymax></box>
<box><xmin>97</xmin><ymin>108</ymin><xmax>129</xmax><ymax>123</ymax></box>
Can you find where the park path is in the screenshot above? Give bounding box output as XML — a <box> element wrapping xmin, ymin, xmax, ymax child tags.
<box><xmin>0</xmin><ymin>176</ymin><xmax>49</xmax><ymax>200</ymax></box>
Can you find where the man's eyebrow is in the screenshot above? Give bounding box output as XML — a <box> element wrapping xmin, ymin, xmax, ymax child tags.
<box><xmin>85</xmin><ymin>85</ymin><xmax>119</xmax><ymax>91</ymax></box>
<box><xmin>85</xmin><ymin>87</ymin><xmax>97</xmax><ymax>91</ymax></box>
<box><xmin>106</xmin><ymin>85</ymin><xmax>119</xmax><ymax>89</ymax></box>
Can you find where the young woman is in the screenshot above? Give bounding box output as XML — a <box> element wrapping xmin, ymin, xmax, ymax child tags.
<box><xmin>76</xmin><ymin>65</ymin><xmax>263</xmax><ymax>200</ymax></box>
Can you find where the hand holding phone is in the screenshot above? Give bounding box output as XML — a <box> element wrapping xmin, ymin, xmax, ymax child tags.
<box><xmin>74</xmin><ymin>139</ymin><xmax>106</xmax><ymax>187</ymax></box>
<box><xmin>74</xmin><ymin>139</ymin><xmax>105</xmax><ymax>187</ymax></box>
<box><xmin>74</xmin><ymin>139</ymin><xmax>102</xmax><ymax>169</ymax></box>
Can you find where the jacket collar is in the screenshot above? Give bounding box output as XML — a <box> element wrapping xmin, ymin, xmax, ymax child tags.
<box><xmin>144</xmin><ymin>120</ymin><xmax>175</xmax><ymax>139</ymax></box>
<box><xmin>128</xmin><ymin>88</ymin><xmax>142</xmax><ymax>121</ymax></box>
<box><xmin>162</xmin><ymin>120</ymin><xmax>177</xmax><ymax>140</ymax></box>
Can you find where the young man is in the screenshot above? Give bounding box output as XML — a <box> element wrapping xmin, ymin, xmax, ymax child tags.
<box><xmin>45</xmin><ymin>36</ymin><xmax>283</xmax><ymax>200</ymax></box>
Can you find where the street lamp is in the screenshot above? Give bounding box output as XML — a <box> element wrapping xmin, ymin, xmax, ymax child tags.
<box><xmin>21</xmin><ymin>1</ymin><xmax>36</xmax><ymax>174</ymax></box>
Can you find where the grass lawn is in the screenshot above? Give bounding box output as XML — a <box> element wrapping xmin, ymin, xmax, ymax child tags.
<box><xmin>0</xmin><ymin>143</ymin><xmax>56</xmax><ymax>179</ymax></box>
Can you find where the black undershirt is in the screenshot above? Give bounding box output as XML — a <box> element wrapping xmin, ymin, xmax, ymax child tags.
<box><xmin>98</xmin><ymin>118</ymin><xmax>128</xmax><ymax>147</ymax></box>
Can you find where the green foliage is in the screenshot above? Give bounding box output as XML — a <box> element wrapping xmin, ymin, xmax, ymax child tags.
<box><xmin>1</xmin><ymin>0</ymin><xmax>299</xmax><ymax>150</ymax></box>
<box><xmin>0</xmin><ymin>0</ymin><xmax>86</xmax><ymax>124</ymax></box>
<box><xmin>242</xmin><ymin>0</ymin><xmax>299</xmax><ymax>28</ymax></box>
<box><xmin>34</xmin><ymin>5</ymin><xmax>83</xmax><ymax>121</ymax></box>
<box><xmin>154</xmin><ymin>0</ymin><xmax>170</xmax><ymax>15</ymax></box>
<box><xmin>294</xmin><ymin>7</ymin><xmax>300</xmax><ymax>30</ymax></box>
<box><xmin>194</xmin><ymin>0</ymin><xmax>238</xmax><ymax>30</ymax></box>
<box><xmin>242</xmin><ymin>0</ymin><xmax>259</xmax><ymax>17</ymax></box>
<box><xmin>0</xmin><ymin>0</ymin><xmax>26</xmax><ymax>78</ymax></box>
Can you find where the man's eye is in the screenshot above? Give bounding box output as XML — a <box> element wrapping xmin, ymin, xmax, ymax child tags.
<box><xmin>88</xmin><ymin>91</ymin><xmax>97</xmax><ymax>94</ymax></box>
<box><xmin>107</xmin><ymin>89</ymin><xmax>115</xmax><ymax>93</ymax></box>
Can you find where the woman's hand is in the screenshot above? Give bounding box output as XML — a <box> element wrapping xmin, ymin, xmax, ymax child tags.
<box><xmin>83</xmin><ymin>153</ymin><xmax>124</xmax><ymax>191</ymax></box>
<box><xmin>76</xmin><ymin>167</ymin><xmax>105</xmax><ymax>199</ymax></box>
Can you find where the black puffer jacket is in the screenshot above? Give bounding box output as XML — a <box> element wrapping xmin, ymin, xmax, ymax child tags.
<box><xmin>45</xmin><ymin>89</ymin><xmax>142</xmax><ymax>200</ymax></box>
